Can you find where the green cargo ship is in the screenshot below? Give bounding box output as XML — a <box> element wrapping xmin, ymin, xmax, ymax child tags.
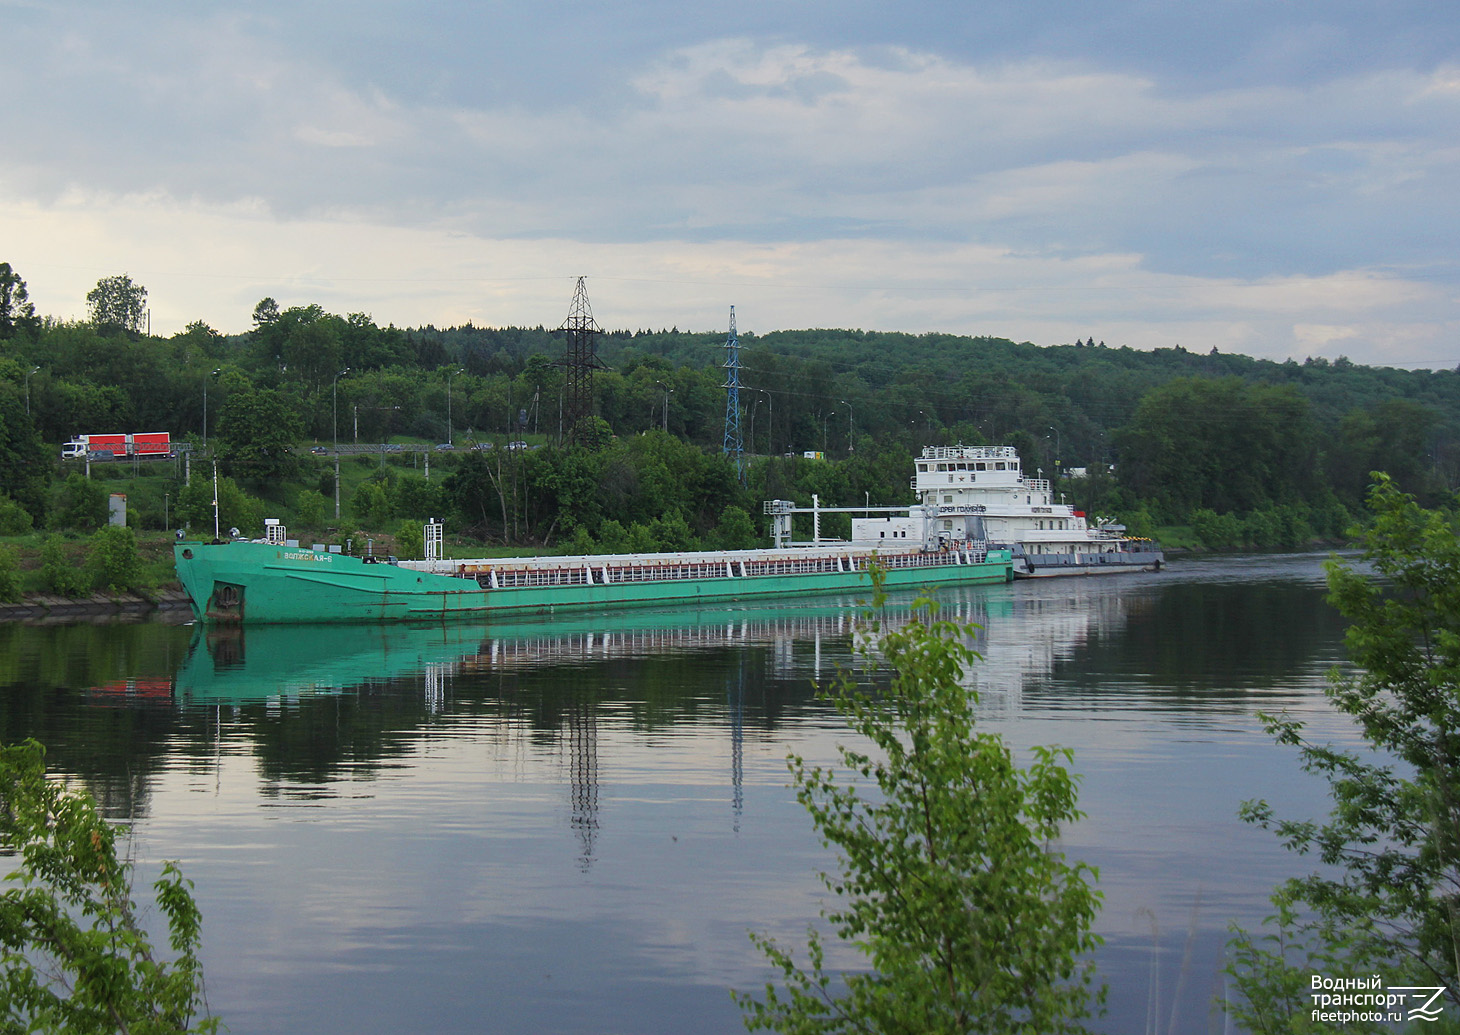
<box><xmin>173</xmin><ymin>538</ymin><xmax>1013</xmax><ymax>625</ymax></box>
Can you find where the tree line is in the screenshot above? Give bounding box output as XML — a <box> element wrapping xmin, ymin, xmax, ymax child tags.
<box><xmin>2</xmin><ymin>261</ymin><xmax>1457</xmax><ymax>549</ymax></box>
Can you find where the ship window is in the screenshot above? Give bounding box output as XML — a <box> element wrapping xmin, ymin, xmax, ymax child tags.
<box><xmin>976</xmin><ymin>462</ymin><xmax>986</xmax><ymax>470</ymax></box>
<box><xmin>996</xmin><ymin>462</ymin><xmax>1006</xmax><ymax>470</ymax></box>
<box><xmin>944</xmin><ymin>495</ymin><xmax>953</xmax><ymax>503</ymax></box>
<box><xmin>942</xmin><ymin>520</ymin><xmax>952</xmax><ymax>530</ymax></box>
<box><xmin>936</xmin><ymin>463</ymin><xmax>946</xmax><ymax>472</ymax></box>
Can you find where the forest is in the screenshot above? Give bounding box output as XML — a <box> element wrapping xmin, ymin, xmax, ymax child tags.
<box><xmin>0</xmin><ymin>262</ymin><xmax>1456</xmax><ymax>556</ymax></box>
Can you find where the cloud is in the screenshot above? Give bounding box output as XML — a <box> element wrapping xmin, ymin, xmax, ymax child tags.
<box><xmin>1</xmin><ymin>6</ymin><xmax>1458</xmax><ymax>367</ymax></box>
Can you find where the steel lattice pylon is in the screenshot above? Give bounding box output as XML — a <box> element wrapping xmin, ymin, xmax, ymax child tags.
<box><xmin>722</xmin><ymin>305</ymin><xmax>743</xmax><ymax>477</ymax></box>
<box><xmin>559</xmin><ymin>277</ymin><xmax>602</xmax><ymax>443</ymax></box>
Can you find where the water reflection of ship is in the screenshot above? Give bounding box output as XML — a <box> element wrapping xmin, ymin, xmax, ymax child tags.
<box><xmin>959</xmin><ymin>580</ymin><xmax>1151</xmax><ymax>714</ymax></box>
<box><xmin>160</xmin><ymin>581</ymin><xmax>1146</xmax><ymax>865</ymax></box>
<box><xmin>169</xmin><ymin>582</ymin><xmax>1145</xmax><ymax>708</ymax></box>
<box><xmin>169</xmin><ymin>594</ymin><xmax>970</xmax><ymax>703</ymax></box>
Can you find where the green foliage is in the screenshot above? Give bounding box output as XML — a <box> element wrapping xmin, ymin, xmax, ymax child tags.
<box><xmin>0</xmin><ymin>739</ymin><xmax>217</xmax><ymax>1033</ymax></box>
<box><xmin>214</xmin><ymin>383</ymin><xmax>305</xmax><ymax>483</ymax></box>
<box><xmin>648</xmin><ymin>510</ymin><xmax>697</xmax><ymax>551</ymax></box>
<box><xmin>85</xmin><ymin>525</ymin><xmax>143</xmax><ymax>594</ymax></box>
<box><xmin>0</xmin><ymin>493</ymin><xmax>33</xmax><ymax>536</ymax></box>
<box><xmin>1116</xmin><ymin>377</ymin><xmax>1319</xmax><ymax>515</ymax></box>
<box><xmin>85</xmin><ymin>273</ymin><xmax>148</xmax><ymax>335</ymax></box>
<box><xmin>738</xmin><ymin>577</ymin><xmax>1103</xmax><ymax>1034</ymax></box>
<box><xmin>1225</xmin><ymin>890</ymin><xmax>1384</xmax><ymax>1035</ymax></box>
<box><xmin>570</xmin><ymin>414</ymin><xmax>614</xmax><ymax>450</ymax></box>
<box><xmin>1190</xmin><ymin>508</ymin><xmax>1242</xmax><ymax>550</ymax></box>
<box><xmin>173</xmin><ymin>476</ymin><xmax>264</xmax><ymax>539</ymax></box>
<box><xmin>48</xmin><ymin>474</ymin><xmax>107</xmax><ymax>532</ymax></box>
<box><xmin>352</xmin><ymin>480</ymin><xmax>391</xmax><ymax>525</ymax></box>
<box><xmin>39</xmin><ymin>536</ymin><xmax>89</xmax><ymax>597</ymax></box>
<box><xmin>0</xmin><ymin>262</ymin><xmax>39</xmax><ymax>340</ymax></box>
<box><xmin>392</xmin><ymin>519</ymin><xmax>424</xmax><ymax>560</ymax></box>
<box><xmin>391</xmin><ymin>475</ymin><xmax>445</xmax><ymax>522</ymax></box>
<box><xmin>1118</xmin><ymin>503</ymin><xmax>1158</xmax><ymax>540</ymax></box>
<box><xmin>710</xmin><ymin>504</ymin><xmax>760</xmax><ymax>549</ymax></box>
<box><xmin>563</xmin><ymin>525</ymin><xmax>596</xmax><ymax>555</ymax></box>
<box><xmin>0</xmin><ymin>544</ymin><xmax>21</xmax><ymax>603</ymax></box>
<box><xmin>1331</xmin><ymin>399</ymin><xmax>1442</xmax><ymax>505</ymax></box>
<box><xmin>1243</xmin><ymin>508</ymin><xmax>1284</xmax><ymax>549</ymax></box>
<box><xmin>1229</xmin><ymin>475</ymin><xmax>1460</xmax><ymax>1024</ymax></box>
<box><xmin>594</xmin><ymin>519</ymin><xmax>630</xmax><ymax>553</ymax></box>
<box><xmin>0</xmin><ymin>380</ymin><xmax>48</xmax><ymax>523</ymax></box>
<box><xmin>295</xmin><ymin>488</ymin><xmax>327</xmax><ymax>528</ymax></box>
<box><xmin>7</xmin><ymin>290</ymin><xmax>1460</xmax><ymax>551</ymax></box>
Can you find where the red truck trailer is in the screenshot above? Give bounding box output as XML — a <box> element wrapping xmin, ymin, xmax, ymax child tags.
<box><xmin>61</xmin><ymin>432</ymin><xmax>172</xmax><ymax>460</ymax></box>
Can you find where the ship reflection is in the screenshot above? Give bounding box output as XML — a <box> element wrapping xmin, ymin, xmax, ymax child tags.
<box><xmin>145</xmin><ymin>582</ymin><xmax>1149</xmax><ymax>865</ymax></box>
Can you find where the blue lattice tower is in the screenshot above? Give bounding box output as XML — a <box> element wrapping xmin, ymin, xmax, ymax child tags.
<box><xmin>721</xmin><ymin>306</ymin><xmax>744</xmax><ymax>477</ymax></box>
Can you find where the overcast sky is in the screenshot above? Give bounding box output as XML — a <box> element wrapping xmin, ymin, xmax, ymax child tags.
<box><xmin>4</xmin><ymin>1</ymin><xmax>1458</xmax><ymax>368</ymax></box>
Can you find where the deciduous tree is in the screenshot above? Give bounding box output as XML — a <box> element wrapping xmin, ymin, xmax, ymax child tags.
<box><xmin>85</xmin><ymin>274</ymin><xmax>148</xmax><ymax>336</ymax></box>
<box><xmin>0</xmin><ymin>262</ymin><xmax>39</xmax><ymax>340</ymax></box>
<box><xmin>1229</xmin><ymin>475</ymin><xmax>1460</xmax><ymax>1028</ymax></box>
<box><xmin>738</xmin><ymin>577</ymin><xmax>1103</xmax><ymax>1034</ymax></box>
<box><xmin>0</xmin><ymin>739</ymin><xmax>217</xmax><ymax>1033</ymax></box>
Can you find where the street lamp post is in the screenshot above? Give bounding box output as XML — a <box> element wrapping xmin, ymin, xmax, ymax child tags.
<box><xmin>202</xmin><ymin>368</ymin><xmax>220</xmax><ymax>453</ymax></box>
<box><xmin>748</xmin><ymin>387</ymin><xmax>773</xmax><ymax>455</ymax></box>
<box><xmin>447</xmin><ymin>368</ymin><xmax>464</xmax><ymax>446</ymax></box>
<box><xmin>655</xmin><ymin>381</ymin><xmax>673</xmax><ymax>434</ymax></box>
<box><xmin>841</xmin><ymin>399</ymin><xmax>853</xmax><ymax>453</ymax></box>
<box><xmin>1048</xmin><ymin>425</ymin><xmax>1061</xmax><ymax>477</ymax></box>
<box><xmin>333</xmin><ymin>369</ymin><xmax>350</xmax><ymax>453</ymax></box>
<box><xmin>24</xmin><ymin>366</ymin><xmax>38</xmax><ymax>416</ymax></box>
<box><xmin>749</xmin><ymin>398</ymin><xmax>762</xmax><ymax>456</ymax></box>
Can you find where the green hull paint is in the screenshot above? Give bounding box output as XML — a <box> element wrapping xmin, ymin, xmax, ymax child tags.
<box><xmin>174</xmin><ymin>541</ymin><xmax>1014</xmax><ymax>625</ymax></box>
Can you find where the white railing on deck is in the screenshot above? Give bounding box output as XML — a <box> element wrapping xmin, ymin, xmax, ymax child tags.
<box><xmin>470</xmin><ymin>547</ymin><xmax>990</xmax><ymax>590</ymax></box>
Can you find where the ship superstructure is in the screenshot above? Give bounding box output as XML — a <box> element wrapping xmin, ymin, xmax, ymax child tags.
<box><xmin>850</xmin><ymin>445</ymin><xmax>1162</xmax><ymax>577</ymax></box>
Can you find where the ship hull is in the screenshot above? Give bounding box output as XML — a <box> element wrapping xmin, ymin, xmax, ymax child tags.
<box><xmin>1010</xmin><ymin>547</ymin><xmax>1164</xmax><ymax>578</ymax></box>
<box><xmin>174</xmin><ymin>541</ymin><xmax>1013</xmax><ymax>624</ymax></box>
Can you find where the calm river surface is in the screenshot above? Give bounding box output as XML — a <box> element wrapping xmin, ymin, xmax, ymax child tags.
<box><xmin>0</xmin><ymin>553</ymin><xmax>1360</xmax><ymax>1033</ymax></box>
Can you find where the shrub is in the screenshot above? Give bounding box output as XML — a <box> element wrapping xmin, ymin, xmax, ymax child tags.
<box><xmin>87</xmin><ymin>525</ymin><xmax>143</xmax><ymax>594</ymax></box>
<box><xmin>295</xmin><ymin>488</ymin><xmax>327</xmax><ymax>528</ymax></box>
<box><xmin>710</xmin><ymin>504</ymin><xmax>759</xmax><ymax>549</ymax></box>
<box><xmin>48</xmin><ymin>474</ymin><xmax>106</xmax><ymax>532</ymax></box>
<box><xmin>0</xmin><ymin>494</ymin><xmax>33</xmax><ymax>536</ymax></box>
<box><xmin>352</xmin><ymin>481</ymin><xmax>390</xmax><ymax>525</ymax></box>
<box><xmin>392</xmin><ymin>519</ymin><xmax>425</xmax><ymax>560</ymax></box>
<box><xmin>1191</xmin><ymin>508</ymin><xmax>1242</xmax><ymax>550</ymax></box>
<box><xmin>40</xmin><ymin>535</ymin><xmax>89</xmax><ymax>597</ymax></box>
<box><xmin>738</xmin><ymin>574</ymin><xmax>1103</xmax><ymax>1033</ymax></box>
<box><xmin>0</xmin><ymin>740</ymin><xmax>217</xmax><ymax>1033</ymax></box>
<box><xmin>0</xmin><ymin>544</ymin><xmax>21</xmax><ymax>602</ymax></box>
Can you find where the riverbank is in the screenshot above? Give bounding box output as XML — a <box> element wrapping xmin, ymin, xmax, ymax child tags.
<box><xmin>0</xmin><ymin>586</ymin><xmax>191</xmax><ymax>622</ymax></box>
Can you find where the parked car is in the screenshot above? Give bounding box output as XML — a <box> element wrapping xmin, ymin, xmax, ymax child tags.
<box><xmin>310</xmin><ymin>446</ymin><xmax>329</xmax><ymax>455</ymax></box>
<box><xmin>507</xmin><ymin>440</ymin><xmax>529</xmax><ymax>451</ymax></box>
<box><xmin>384</xmin><ymin>444</ymin><xmax>403</xmax><ymax>453</ymax></box>
<box><xmin>469</xmin><ymin>442</ymin><xmax>494</xmax><ymax>451</ymax></box>
<box><xmin>435</xmin><ymin>443</ymin><xmax>454</xmax><ymax>451</ymax></box>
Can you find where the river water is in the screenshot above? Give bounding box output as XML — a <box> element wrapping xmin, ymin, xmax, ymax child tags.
<box><xmin>0</xmin><ymin>553</ymin><xmax>1360</xmax><ymax>1033</ymax></box>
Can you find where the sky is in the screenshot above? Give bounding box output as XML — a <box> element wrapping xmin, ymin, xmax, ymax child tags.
<box><xmin>3</xmin><ymin>1</ymin><xmax>1458</xmax><ymax>369</ymax></box>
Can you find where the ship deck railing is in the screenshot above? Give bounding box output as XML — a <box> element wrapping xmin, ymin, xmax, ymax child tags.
<box><xmin>401</xmin><ymin>543</ymin><xmax>996</xmax><ymax>590</ymax></box>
